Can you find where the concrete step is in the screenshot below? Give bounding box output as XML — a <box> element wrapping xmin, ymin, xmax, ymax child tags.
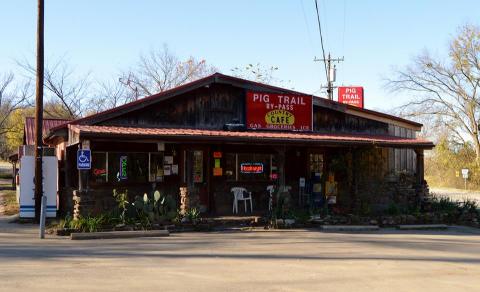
<box><xmin>397</xmin><ymin>224</ymin><xmax>448</xmax><ymax>230</ymax></box>
<box><xmin>71</xmin><ymin>230</ymin><xmax>169</xmax><ymax>240</ymax></box>
<box><xmin>320</xmin><ymin>225</ymin><xmax>379</xmax><ymax>232</ymax></box>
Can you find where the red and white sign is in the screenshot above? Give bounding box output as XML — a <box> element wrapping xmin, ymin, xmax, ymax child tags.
<box><xmin>246</xmin><ymin>91</ymin><xmax>312</xmax><ymax>131</ymax></box>
<box><xmin>338</xmin><ymin>87</ymin><xmax>364</xmax><ymax>108</ymax></box>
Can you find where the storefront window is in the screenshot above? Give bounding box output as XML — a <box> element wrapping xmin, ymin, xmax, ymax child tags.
<box><xmin>108</xmin><ymin>152</ymin><xmax>149</xmax><ymax>183</ymax></box>
<box><xmin>90</xmin><ymin>152</ymin><xmax>107</xmax><ymax>183</ymax></box>
<box><xmin>149</xmin><ymin>152</ymin><xmax>164</xmax><ymax>182</ymax></box>
<box><xmin>193</xmin><ymin>150</ymin><xmax>203</xmax><ymax>183</ymax></box>
<box><xmin>224</xmin><ymin>153</ymin><xmax>237</xmax><ymax>180</ymax></box>
<box><xmin>309</xmin><ymin>153</ymin><xmax>324</xmax><ymax>178</ymax></box>
<box><xmin>237</xmin><ymin>153</ymin><xmax>270</xmax><ymax>181</ymax></box>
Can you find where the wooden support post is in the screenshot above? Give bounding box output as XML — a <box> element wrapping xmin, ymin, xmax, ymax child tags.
<box><xmin>275</xmin><ymin>146</ymin><xmax>286</xmax><ymax>190</ymax></box>
<box><xmin>415</xmin><ymin>149</ymin><xmax>424</xmax><ymax>185</ymax></box>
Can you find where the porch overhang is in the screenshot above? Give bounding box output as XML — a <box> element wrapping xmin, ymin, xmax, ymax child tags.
<box><xmin>60</xmin><ymin>124</ymin><xmax>435</xmax><ymax>149</ymax></box>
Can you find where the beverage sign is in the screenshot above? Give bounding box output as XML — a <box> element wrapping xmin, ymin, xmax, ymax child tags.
<box><xmin>119</xmin><ymin>155</ymin><xmax>128</xmax><ymax>180</ymax></box>
<box><xmin>246</xmin><ymin>91</ymin><xmax>312</xmax><ymax>131</ymax></box>
<box><xmin>240</xmin><ymin>163</ymin><xmax>264</xmax><ymax>174</ymax></box>
<box><xmin>338</xmin><ymin>86</ymin><xmax>364</xmax><ymax>108</ymax></box>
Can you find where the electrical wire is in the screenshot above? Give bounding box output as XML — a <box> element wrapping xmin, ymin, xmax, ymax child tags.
<box><xmin>314</xmin><ymin>0</ymin><xmax>328</xmax><ymax>83</ymax></box>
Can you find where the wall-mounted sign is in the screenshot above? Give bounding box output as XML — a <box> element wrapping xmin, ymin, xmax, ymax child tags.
<box><xmin>246</xmin><ymin>91</ymin><xmax>312</xmax><ymax>131</ymax></box>
<box><xmin>240</xmin><ymin>163</ymin><xmax>264</xmax><ymax>174</ymax></box>
<box><xmin>213</xmin><ymin>151</ymin><xmax>222</xmax><ymax>158</ymax></box>
<box><xmin>338</xmin><ymin>86</ymin><xmax>364</xmax><ymax>108</ymax></box>
<box><xmin>213</xmin><ymin>168</ymin><xmax>223</xmax><ymax>176</ymax></box>
<box><xmin>77</xmin><ymin>149</ymin><xmax>91</xmax><ymax>170</ymax></box>
<box><xmin>119</xmin><ymin>155</ymin><xmax>128</xmax><ymax>180</ymax></box>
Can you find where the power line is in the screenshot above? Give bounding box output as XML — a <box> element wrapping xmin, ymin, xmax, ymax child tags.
<box><xmin>314</xmin><ymin>0</ymin><xmax>328</xmax><ymax>83</ymax></box>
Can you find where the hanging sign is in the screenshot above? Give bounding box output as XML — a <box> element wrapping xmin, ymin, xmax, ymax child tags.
<box><xmin>338</xmin><ymin>86</ymin><xmax>364</xmax><ymax>108</ymax></box>
<box><xmin>77</xmin><ymin>149</ymin><xmax>91</xmax><ymax>170</ymax></box>
<box><xmin>246</xmin><ymin>91</ymin><xmax>312</xmax><ymax>131</ymax></box>
<box><xmin>240</xmin><ymin>163</ymin><xmax>264</xmax><ymax>174</ymax></box>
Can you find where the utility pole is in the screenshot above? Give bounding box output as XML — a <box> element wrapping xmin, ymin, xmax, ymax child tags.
<box><xmin>315</xmin><ymin>53</ymin><xmax>344</xmax><ymax>100</ymax></box>
<box><xmin>34</xmin><ymin>0</ymin><xmax>44</xmax><ymax>223</ymax></box>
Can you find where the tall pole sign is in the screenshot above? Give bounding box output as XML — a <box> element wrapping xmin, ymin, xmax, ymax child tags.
<box><xmin>34</xmin><ymin>0</ymin><xmax>44</xmax><ymax>223</ymax></box>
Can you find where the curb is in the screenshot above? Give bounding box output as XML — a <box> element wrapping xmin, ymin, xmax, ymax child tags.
<box><xmin>71</xmin><ymin>230</ymin><xmax>169</xmax><ymax>240</ymax></box>
<box><xmin>397</xmin><ymin>224</ymin><xmax>448</xmax><ymax>230</ymax></box>
<box><xmin>320</xmin><ymin>225</ymin><xmax>380</xmax><ymax>231</ymax></box>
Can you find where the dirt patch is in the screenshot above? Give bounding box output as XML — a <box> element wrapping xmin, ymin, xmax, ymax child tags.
<box><xmin>0</xmin><ymin>189</ymin><xmax>18</xmax><ymax>216</ymax></box>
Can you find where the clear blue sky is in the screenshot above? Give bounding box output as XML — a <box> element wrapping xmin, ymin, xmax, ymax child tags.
<box><xmin>1</xmin><ymin>1</ymin><xmax>478</xmax><ymax>111</ymax></box>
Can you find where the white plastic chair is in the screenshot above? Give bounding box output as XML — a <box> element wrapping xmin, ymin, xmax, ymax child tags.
<box><xmin>231</xmin><ymin>187</ymin><xmax>253</xmax><ymax>214</ymax></box>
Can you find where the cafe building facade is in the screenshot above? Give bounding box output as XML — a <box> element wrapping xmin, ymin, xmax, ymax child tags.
<box><xmin>44</xmin><ymin>73</ymin><xmax>434</xmax><ymax>218</ymax></box>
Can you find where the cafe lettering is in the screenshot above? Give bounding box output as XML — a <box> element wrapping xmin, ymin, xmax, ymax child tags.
<box><xmin>43</xmin><ymin>73</ymin><xmax>433</xmax><ymax>219</ymax></box>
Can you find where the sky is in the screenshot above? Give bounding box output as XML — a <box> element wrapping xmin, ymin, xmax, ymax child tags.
<box><xmin>0</xmin><ymin>0</ymin><xmax>479</xmax><ymax>112</ymax></box>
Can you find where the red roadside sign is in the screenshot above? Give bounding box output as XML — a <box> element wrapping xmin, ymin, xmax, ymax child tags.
<box><xmin>338</xmin><ymin>86</ymin><xmax>364</xmax><ymax>108</ymax></box>
<box><xmin>246</xmin><ymin>91</ymin><xmax>312</xmax><ymax>131</ymax></box>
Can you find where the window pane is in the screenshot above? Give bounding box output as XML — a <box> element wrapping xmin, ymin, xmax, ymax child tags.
<box><xmin>238</xmin><ymin>153</ymin><xmax>270</xmax><ymax>181</ymax></box>
<box><xmin>90</xmin><ymin>152</ymin><xmax>107</xmax><ymax>183</ymax></box>
<box><xmin>149</xmin><ymin>152</ymin><xmax>164</xmax><ymax>182</ymax></box>
<box><xmin>107</xmin><ymin>152</ymin><xmax>149</xmax><ymax>183</ymax></box>
<box><xmin>224</xmin><ymin>153</ymin><xmax>236</xmax><ymax>180</ymax></box>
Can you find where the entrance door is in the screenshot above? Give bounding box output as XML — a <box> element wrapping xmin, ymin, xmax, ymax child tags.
<box><xmin>185</xmin><ymin>149</ymin><xmax>209</xmax><ymax>212</ymax></box>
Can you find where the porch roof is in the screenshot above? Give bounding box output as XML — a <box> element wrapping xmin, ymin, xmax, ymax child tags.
<box><xmin>67</xmin><ymin>124</ymin><xmax>434</xmax><ymax>149</ymax></box>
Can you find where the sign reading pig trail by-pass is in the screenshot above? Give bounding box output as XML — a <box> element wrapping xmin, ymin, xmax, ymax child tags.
<box><xmin>246</xmin><ymin>91</ymin><xmax>312</xmax><ymax>131</ymax></box>
<box><xmin>77</xmin><ymin>149</ymin><xmax>91</xmax><ymax>170</ymax></box>
<box><xmin>462</xmin><ymin>168</ymin><xmax>469</xmax><ymax>179</ymax></box>
<box><xmin>338</xmin><ymin>86</ymin><xmax>364</xmax><ymax>108</ymax></box>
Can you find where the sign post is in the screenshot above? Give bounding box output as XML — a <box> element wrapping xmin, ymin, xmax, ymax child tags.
<box><xmin>461</xmin><ymin>168</ymin><xmax>469</xmax><ymax>190</ymax></box>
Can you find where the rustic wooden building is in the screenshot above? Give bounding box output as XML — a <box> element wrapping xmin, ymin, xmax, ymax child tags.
<box><xmin>44</xmin><ymin>73</ymin><xmax>434</xmax><ymax>217</ymax></box>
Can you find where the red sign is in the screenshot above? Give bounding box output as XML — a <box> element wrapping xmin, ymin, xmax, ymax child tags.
<box><xmin>240</xmin><ymin>163</ymin><xmax>264</xmax><ymax>174</ymax></box>
<box><xmin>338</xmin><ymin>87</ymin><xmax>364</xmax><ymax>108</ymax></box>
<box><xmin>246</xmin><ymin>91</ymin><xmax>312</xmax><ymax>131</ymax></box>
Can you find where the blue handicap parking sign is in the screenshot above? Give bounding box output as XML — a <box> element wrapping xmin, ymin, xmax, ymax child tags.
<box><xmin>77</xmin><ymin>149</ymin><xmax>91</xmax><ymax>170</ymax></box>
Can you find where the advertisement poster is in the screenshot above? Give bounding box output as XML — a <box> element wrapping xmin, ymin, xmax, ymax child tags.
<box><xmin>246</xmin><ymin>91</ymin><xmax>312</xmax><ymax>131</ymax></box>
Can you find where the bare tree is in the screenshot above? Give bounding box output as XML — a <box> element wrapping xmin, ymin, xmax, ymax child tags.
<box><xmin>17</xmin><ymin>57</ymin><xmax>90</xmax><ymax>119</ymax></box>
<box><xmin>119</xmin><ymin>45</ymin><xmax>216</xmax><ymax>99</ymax></box>
<box><xmin>0</xmin><ymin>73</ymin><xmax>32</xmax><ymax>135</ymax></box>
<box><xmin>386</xmin><ymin>24</ymin><xmax>480</xmax><ymax>164</ymax></box>
<box><xmin>86</xmin><ymin>78</ymin><xmax>132</xmax><ymax>114</ymax></box>
<box><xmin>231</xmin><ymin>63</ymin><xmax>292</xmax><ymax>88</ymax></box>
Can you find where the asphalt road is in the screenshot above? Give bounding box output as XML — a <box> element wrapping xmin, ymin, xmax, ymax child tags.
<box><xmin>0</xmin><ymin>219</ymin><xmax>479</xmax><ymax>292</ymax></box>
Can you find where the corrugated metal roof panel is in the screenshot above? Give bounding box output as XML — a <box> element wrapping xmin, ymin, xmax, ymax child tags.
<box><xmin>24</xmin><ymin>117</ymin><xmax>70</xmax><ymax>145</ymax></box>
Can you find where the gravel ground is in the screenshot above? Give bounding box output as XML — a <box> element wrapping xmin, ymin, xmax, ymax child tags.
<box><xmin>430</xmin><ymin>187</ymin><xmax>480</xmax><ymax>203</ymax></box>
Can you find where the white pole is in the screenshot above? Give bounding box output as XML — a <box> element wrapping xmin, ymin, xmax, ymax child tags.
<box><xmin>39</xmin><ymin>195</ymin><xmax>46</xmax><ymax>239</ymax></box>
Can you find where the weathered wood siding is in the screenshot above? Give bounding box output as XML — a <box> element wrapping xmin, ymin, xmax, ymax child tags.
<box><xmin>313</xmin><ymin>107</ymin><xmax>389</xmax><ymax>134</ymax></box>
<box><xmin>100</xmin><ymin>84</ymin><xmax>399</xmax><ymax>137</ymax></box>
<box><xmin>101</xmin><ymin>84</ymin><xmax>245</xmax><ymax>129</ymax></box>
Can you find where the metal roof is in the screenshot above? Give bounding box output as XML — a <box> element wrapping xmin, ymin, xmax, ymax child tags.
<box><xmin>68</xmin><ymin>124</ymin><xmax>434</xmax><ymax>149</ymax></box>
<box><xmin>24</xmin><ymin>117</ymin><xmax>70</xmax><ymax>145</ymax></box>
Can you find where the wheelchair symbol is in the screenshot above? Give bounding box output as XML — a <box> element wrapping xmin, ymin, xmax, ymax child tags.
<box><xmin>78</xmin><ymin>151</ymin><xmax>90</xmax><ymax>163</ymax></box>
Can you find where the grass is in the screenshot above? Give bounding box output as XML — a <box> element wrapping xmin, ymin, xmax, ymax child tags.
<box><xmin>0</xmin><ymin>189</ymin><xmax>18</xmax><ymax>216</ymax></box>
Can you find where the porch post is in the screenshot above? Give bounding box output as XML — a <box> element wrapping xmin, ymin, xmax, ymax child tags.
<box><xmin>415</xmin><ymin>149</ymin><xmax>424</xmax><ymax>185</ymax></box>
<box><xmin>275</xmin><ymin>146</ymin><xmax>286</xmax><ymax>190</ymax></box>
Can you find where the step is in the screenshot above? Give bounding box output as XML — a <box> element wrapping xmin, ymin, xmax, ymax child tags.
<box><xmin>71</xmin><ymin>230</ymin><xmax>169</xmax><ymax>240</ymax></box>
<box><xmin>320</xmin><ymin>225</ymin><xmax>380</xmax><ymax>232</ymax></box>
<box><xmin>397</xmin><ymin>224</ymin><xmax>448</xmax><ymax>230</ymax></box>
